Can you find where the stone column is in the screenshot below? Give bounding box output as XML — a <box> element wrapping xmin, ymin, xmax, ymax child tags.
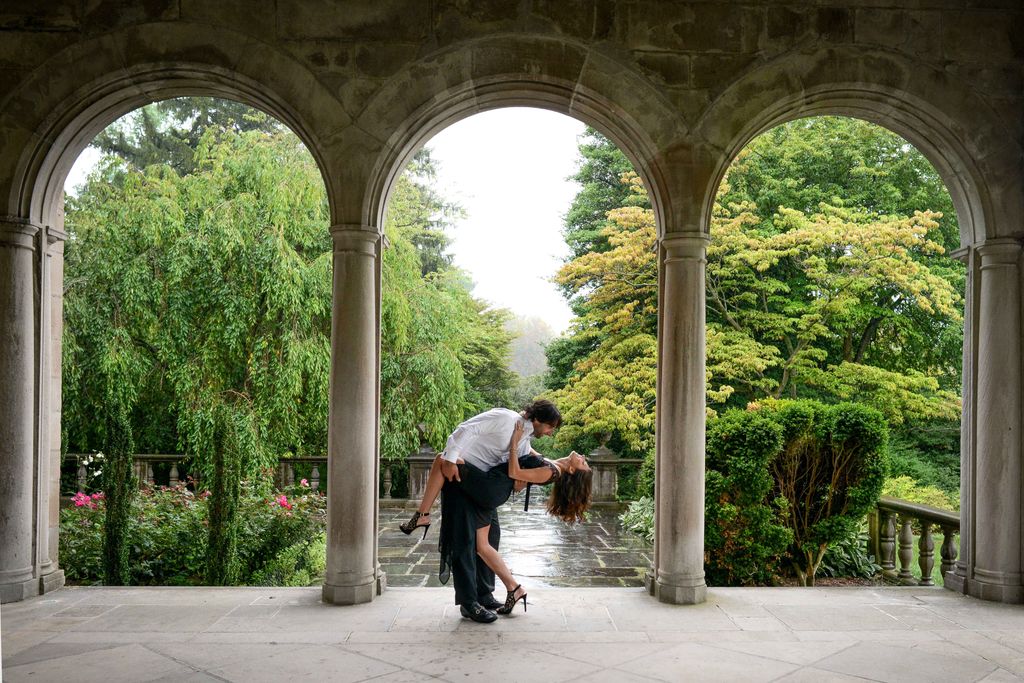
<box><xmin>0</xmin><ymin>218</ymin><xmax>40</xmax><ymax>603</ymax></box>
<box><xmin>969</xmin><ymin>239</ymin><xmax>1024</xmax><ymax>603</ymax></box>
<box><xmin>947</xmin><ymin>246</ymin><xmax>975</xmax><ymax>594</ymax></box>
<box><xmin>653</xmin><ymin>232</ymin><xmax>709</xmax><ymax>605</ymax></box>
<box><xmin>36</xmin><ymin>227</ymin><xmax>66</xmax><ymax>594</ymax></box>
<box><xmin>322</xmin><ymin>225</ymin><xmax>381</xmax><ymax>605</ymax></box>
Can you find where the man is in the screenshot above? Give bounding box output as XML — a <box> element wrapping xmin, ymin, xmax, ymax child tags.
<box><xmin>399</xmin><ymin>400</ymin><xmax>562</xmax><ymax>622</ymax></box>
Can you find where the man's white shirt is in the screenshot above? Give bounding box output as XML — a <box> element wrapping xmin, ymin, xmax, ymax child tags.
<box><xmin>440</xmin><ymin>408</ymin><xmax>535</xmax><ymax>470</ymax></box>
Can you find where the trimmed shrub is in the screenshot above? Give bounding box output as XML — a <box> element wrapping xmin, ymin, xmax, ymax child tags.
<box><xmin>704</xmin><ymin>410</ymin><xmax>793</xmax><ymax>586</ymax></box>
<box><xmin>881</xmin><ymin>475</ymin><xmax>958</xmax><ymax>511</ymax></box>
<box><xmin>102</xmin><ymin>403</ymin><xmax>136</xmax><ymax>586</ymax></box>
<box><xmin>764</xmin><ymin>400</ymin><xmax>888</xmax><ymax>586</ymax></box>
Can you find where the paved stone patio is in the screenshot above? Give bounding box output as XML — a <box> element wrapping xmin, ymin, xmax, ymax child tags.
<box><xmin>379</xmin><ymin>502</ymin><xmax>652</xmax><ymax>588</ymax></box>
<box><xmin>5</xmin><ymin>585</ymin><xmax>1024</xmax><ymax>682</ymax></box>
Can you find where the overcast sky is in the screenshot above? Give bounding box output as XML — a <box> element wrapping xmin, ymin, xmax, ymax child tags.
<box><xmin>66</xmin><ymin>107</ymin><xmax>585</xmax><ymax>334</ymax></box>
<box><xmin>425</xmin><ymin>108</ymin><xmax>584</xmax><ymax>334</ymax></box>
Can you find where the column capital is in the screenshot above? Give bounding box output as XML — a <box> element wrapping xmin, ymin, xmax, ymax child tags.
<box><xmin>0</xmin><ymin>217</ymin><xmax>40</xmax><ymax>251</ymax></box>
<box><xmin>976</xmin><ymin>238</ymin><xmax>1022</xmax><ymax>268</ymax></box>
<box><xmin>46</xmin><ymin>226</ymin><xmax>68</xmax><ymax>246</ymax></box>
<box><xmin>661</xmin><ymin>232</ymin><xmax>710</xmax><ymax>261</ymax></box>
<box><xmin>330</xmin><ymin>224</ymin><xmax>380</xmax><ymax>256</ymax></box>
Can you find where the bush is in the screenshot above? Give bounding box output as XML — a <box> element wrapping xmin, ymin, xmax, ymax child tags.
<box><xmin>818</xmin><ymin>525</ymin><xmax>881</xmax><ymax>579</ymax></box>
<box><xmin>704</xmin><ymin>410</ymin><xmax>793</xmax><ymax>586</ymax></box>
<box><xmin>619</xmin><ymin>497</ymin><xmax>654</xmax><ymax>543</ymax></box>
<box><xmin>60</xmin><ymin>480</ymin><xmax>325</xmax><ymax>586</ymax></box>
<box><xmin>764</xmin><ymin>400</ymin><xmax>888</xmax><ymax>585</ymax></box>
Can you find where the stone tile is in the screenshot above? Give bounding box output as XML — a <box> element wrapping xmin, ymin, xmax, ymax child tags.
<box><xmin>208</xmin><ymin>643</ymin><xmax>400</xmax><ymax>682</ymax></box>
<box><xmin>936</xmin><ymin>631</ymin><xmax>1024</xmax><ymax>676</ymax></box>
<box><xmin>146</xmin><ymin>642</ymin><xmax>290</xmax><ymax>672</ymax></box>
<box><xmin>709</xmin><ymin>640</ymin><xmax>854</xmax><ymax>666</ymax></box>
<box><xmin>1</xmin><ymin>628</ymin><xmax>60</xmax><ymax>657</ymax></box>
<box><xmin>774</xmin><ymin>666</ymin><xmax>878</xmax><ymax>682</ymax></box>
<box><xmin>412</xmin><ymin>643</ymin><xmax>601</xmax><ymax>682</ymax></box>
<box><xmin>616</xmin><ymin>642</ymin><xmax>800</xmax><ymax>682</ymax></box>
<box><xmin>71</xmin><ymin>605</ymin><xmax>229</xmax><ymax>633</ymax></box>
<box><xmin>3</xmin><ymin>641</ymin><xmax>122</xmax><ymax>667</ymax></box>
<box><xmin>573</xmin><ymin>669</ymin><xmax>662</xmax><ymax>682</ymax></box>
<box><xmin>875</xmin><ymin>604</ymin><xmax>962</xmax><ymax>630</ymax></box>
<box><xmin>526</xmin><ymin>642</ymin><xmax>665</xmax><ymax>669</ymax></box>
<box><xmin>562</xmin><ymin>605</ymin><xmax>616</xmax><ymax>632</ymax></box>
<box><xmin>607</xmin><ymin>603</ymin><xmax>738</xmax><ymax>632</ymax></box>
<box><xmin>814</xmin><ymin>641</ymin><xmax>997</xmax><ymax>682</ymax></box>
<box><xmin>766</xmin><ymin>605</ymin><xmax>910</xmax><ymax>631</ymax></box>
<box><xmin>226</xmin><ymin>604</ymin><xmax>281</xmax><ymax>618</ymax></box>
<box><xmin>731</xmin><ymin>616</ymin><xmax>789</xmax><ymax>631</ymax></box>
<box><xmin>47</xmin><ymin>631</ymin><xmax>195</xmax><ymax>644</ymax></box>
<box><xmin>2</xmin><ymin>643</ymin><xmax>194</xmax><ymax>683</ymax></box>
<box><xmin>981</xmin><ymin>669</ymin><xmax>1024</xmax><ymax>682</ymax></box>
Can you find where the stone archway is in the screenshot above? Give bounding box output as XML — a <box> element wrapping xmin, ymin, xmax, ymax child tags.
<box><xmin>691</xmin><ymin>51</ymin><xmax>1024</xmax><ymax>603</ymax></box>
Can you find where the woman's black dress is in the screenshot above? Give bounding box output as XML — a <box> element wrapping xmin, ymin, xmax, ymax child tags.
<box><xmin>436</xmin><ymin>454</ymin><xmax>557</xmax><ymax>603</ymax></box>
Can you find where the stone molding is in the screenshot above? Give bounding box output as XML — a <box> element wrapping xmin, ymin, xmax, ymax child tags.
<box><xmin>661</xmin><ymin>233</ymin><xmax>710</xmax><ymax>263</ymax></box>
<box><xmin>0</xmin><ymin>218</ymin><xmax>41</xmax><ymax>251</ymax></box>
<box><xmin>976</xmin><ymin>238</ymin><xmax>1022</xmax><ymax>268</ymax></box>
<box><xmin>330</xmin><ymin>224</ymin><xmax>380</xmax><ymax>256</ymax></box>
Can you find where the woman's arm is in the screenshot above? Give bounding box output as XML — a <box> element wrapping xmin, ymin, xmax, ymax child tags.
<box><xmin>507</xmin><ymin>422</ymin><xmax>554</xmax><ymax>485</ymax></box>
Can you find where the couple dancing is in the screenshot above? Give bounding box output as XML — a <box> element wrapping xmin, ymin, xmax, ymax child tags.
<box><xmin>400</xmin><ymin>400</ymin><xmax>593</xmax><ymax>623</ymax></box>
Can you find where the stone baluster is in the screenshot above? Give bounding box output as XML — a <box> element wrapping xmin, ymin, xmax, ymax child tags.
<box><xmin>918</xmin><ymin>521</ymin><xmax>935</xmax><ymax>586</ymax></box>
<box><xmin>382</xmin><ymin>465</ymin><xmax>392</xmax><ymax>499</ymax></box>
<box><xmin>169</xmin><ymin>462</ymin><xmax>179</xmax><ymax>486</ymax></box>
<box><xmin>285</xmin><ymin>462</ymin><xmax>295</xmax><ymax>487</ymax></box>
<box><xmin>310</xmin><ymin>464</ymin><xmax>320</xmax><ymax>491</ymax></box>
<box><xmin>941</xmin><ymin>526</ymin><xmax>958</xmax><ymax>578</ymax></box>
<box><xmin>898</xmin><ymin>516</ymin><xmax>916</xmax><ymax>585</ymax></box>
<box><xmin>146</xmin><ymin>462</ymin><xmax>155</xmax><ymax>486</ymax></box>
<box><xmin>879</xmin><ymin>510</ymin><xmax>897</xmax><ymax>578</ymax></box>
<box><xmin>77</xmin><ymin>459</ymin><xmax>87</xmax><ymax>491</ymax></box>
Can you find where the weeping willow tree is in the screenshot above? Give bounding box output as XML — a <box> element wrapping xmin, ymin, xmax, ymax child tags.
<box><xmin>64</xmin><ymin>99</ymin><xmax>516</xmax><ymax>582</ymax></box>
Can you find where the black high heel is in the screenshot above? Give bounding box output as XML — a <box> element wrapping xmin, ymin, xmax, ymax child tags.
<box><xmin>399</xmin><ymin>511</ymin><xmax>430</xmax><ymax>539</ymax></box>
<box><xmin>496</xmin><ymin>584</ymin><xmax>527</xmax><ymax>615</ymax></box>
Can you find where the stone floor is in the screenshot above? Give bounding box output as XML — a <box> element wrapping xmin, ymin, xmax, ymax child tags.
<box><xmin>379</xmin><ymin>501</ymin><xmax>652</xmax><ymax>588</ymax></box>
<box><xmin>5</xmin><ymin>585</ymin><xmax>1024</xmax><ymax>682</ymax></box>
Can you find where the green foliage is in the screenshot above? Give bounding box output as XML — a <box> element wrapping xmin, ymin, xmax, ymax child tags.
<box><xmin>704</xmin><ymin>410</ymin><xmax>793</xmax><ymax>586</ymax></box>
<box><xmin>881</xmin><ymin>475</ymin><xmax>958</xmax><ymax>511</ymax></box>
<box><xmin>619</xmin><ymin>497</ymin><xmax>655</xmax><ymax>543</ymax></box>
<box><xmin>765</xmin><ymin>400</ymin><xmax>888</xmax><ymax>585</ymax></box>
<box><xmin>102</xmin><ymin>403</ymin><xmax>135</xmax><ymax>586</ymax></box>
<box><xmin>887</xmin><ymin>418</ymin><xmax>960</xmax><ymax>496</ymax></box>
<box><xmin>818</xmin><ymin>526</ymin><xmax>881</xmax><ymax>580</ymax></box>
<box><xmin>60</xmin><ymin>482</ymin><xmax>325</xmax><ymax>586</ymax></box>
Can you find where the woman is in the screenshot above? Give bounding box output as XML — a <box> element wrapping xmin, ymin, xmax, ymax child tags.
<box><xmin>403</xmin><ymin>422</ymin><xmax>593</xmax><ymax>619</ymax></box>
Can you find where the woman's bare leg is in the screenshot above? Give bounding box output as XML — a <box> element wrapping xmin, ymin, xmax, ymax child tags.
<box><xmin>413</xmin><ymin>455</ymin><xmax>463</xmax><ymax>520</ymax></box>
<box><xmin>475</xmin><ymin>525</ymin><xmax>518</xmax><ymax>591</ymax></box>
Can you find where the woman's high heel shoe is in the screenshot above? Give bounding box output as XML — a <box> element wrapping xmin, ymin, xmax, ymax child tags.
<box><xmin>496</xmin><ymin>584</ymin><xmax>527</xmax><ymax>615</ymax></box>
<box><xmin>399</xmin><ymin>511</ymin><xmax>431</xmax><ymax>539</ymax></box>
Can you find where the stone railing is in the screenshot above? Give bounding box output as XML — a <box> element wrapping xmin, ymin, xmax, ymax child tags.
<box><xmin>867</xmin><ymin>495</ymin><xmax>960</xmax><ymax>586</ymax></box>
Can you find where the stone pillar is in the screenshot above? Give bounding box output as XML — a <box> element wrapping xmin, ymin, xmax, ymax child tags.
<box><xmin>37</xmin><ymin>227</ymin><xmax>66</xmax><ymax>595</ymax></box>
<box><xmin>948</xmin><ymin>246</ymin><xmax>975</xmax><ymax>594</ymax></box>
<box><xmin>653</xmin><ymin>232</ymin><xmax>709</xmax><ymax>605</ymax></box>
<box><xmin>322</xmin><ymin>225</ymin><xmax>381</xmax><ymax>605</ymax></box>
<box><xmin>0</xmin><ymin>218</ymin><xmax>40</xmax><ymax>603</ymax></box>
<box><xmin>968</xmin><ymin>239</ymin><xmax>1023</xmax><ymax>603</ymax></box>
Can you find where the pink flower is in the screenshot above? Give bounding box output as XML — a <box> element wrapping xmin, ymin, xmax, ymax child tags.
<box><xmin>72</xmin><ymin>492</ymin><xmax>90</xmax><ymax>507</ymax></box>
<box><xmin>90</xmin><ymin>492</ymin><xmax>105</xmax><ymax>500</ymax></box>
<box><xmin>276</xmin><ymin>494</ymin><xmax>292</xmax><ymax>510</ymax></box>
<box><xmin>300</xmin><ymin>478</ymin><xmax>309</xmax><ymax>487</ymax></box>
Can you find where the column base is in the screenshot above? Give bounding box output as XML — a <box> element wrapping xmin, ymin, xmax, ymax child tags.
<box><xmin>376</xmin><ymin>568</ymin><xmax>387</xmax><ymax>596</ymax></box>
<box><xmin>944</xmin><ymin>571</ymin><xmax>967</xmax><ymax>594</ymax></box>
<box><xmin>40</xmin><ymin>568</ymin><xmax>65</xmax><ymax>595</ymax></box>
<box><xmin>0</xmin><ymin>576</ymin><xmax>39</xmax><ymax>604</ymax></box>
<box><xmin>966</xmin><ymin>578</ymin><xmax>1024</xmax><ymax>604</ymax></box>
<box><xmin>643</xmin><ymin>571</ymin><xmax>656</xmax><ymax>596</ymax></box>
<box><xmin>322</xmin><ymin>580</ymin><xmax>376</xmax><ymax>605</ymax></box>
<box><xmin>654</xmin><ymin>579</ymin><xmax>707</xmax><ymax>605</ymax></box>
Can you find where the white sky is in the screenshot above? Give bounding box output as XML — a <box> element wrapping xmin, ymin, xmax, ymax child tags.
<box><xmin>424</xmin><ymin>108</ymin><xmax>583</xmax><ymax>334</ymax></box>
<box><xmin>65</xmin><ymin>107</ymin><xmax>585</xmax><ymax>334</ymax></box>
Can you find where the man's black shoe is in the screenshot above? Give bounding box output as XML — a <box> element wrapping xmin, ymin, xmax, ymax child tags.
<box><xmin>459</xmin><ymin>601</ymin><xmax>497</xmax><ymax>623</ymax></box>
<box><xmin>478</xmin><ymin>594</ymin><xmax>503</xmax><ymax>610</ymax></box>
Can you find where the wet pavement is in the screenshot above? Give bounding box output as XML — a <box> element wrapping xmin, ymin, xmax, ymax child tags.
<box><xmin>378</xmin><ymin>501</ymin><xmax>653</xmax><ymax>589</ymax></box>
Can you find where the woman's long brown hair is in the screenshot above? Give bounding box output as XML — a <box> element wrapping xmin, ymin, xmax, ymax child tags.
<box><xmin>547</xmin><ymin>469</ymin><xmax>593</xmax><ymax>523</ymax></box>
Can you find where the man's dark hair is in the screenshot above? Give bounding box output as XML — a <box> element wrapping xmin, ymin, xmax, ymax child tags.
<box><xmin>522</xmin><ymin>399</ymin><xmax>562</xmax><ymax>428</ymax></box>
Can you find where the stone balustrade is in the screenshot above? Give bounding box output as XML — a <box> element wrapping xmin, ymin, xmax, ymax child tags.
<box><xmin>868</xmin><ymin>496</ymin><xmax>960</xmax><ymax>586</ymax></box>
